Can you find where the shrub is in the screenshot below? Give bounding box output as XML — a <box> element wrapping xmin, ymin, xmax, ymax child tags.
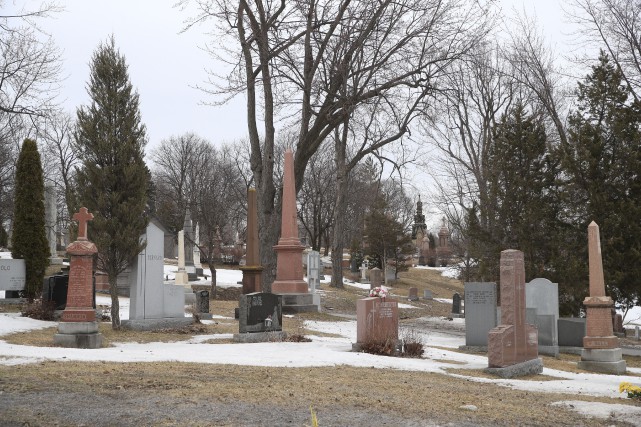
<box><xmin>360</xmin><ymin>337</ymin><xmax>398</xmax><ymax>356</ymax></box>
<box><xmin>400</xmin><ymin>328</ymin><xmax>425</xmax><ymax>358</ymax></box>
<box><xmin>21</xmin><ymin>299</ymin><xmax>56</xmax><ymax>321</ymax></box>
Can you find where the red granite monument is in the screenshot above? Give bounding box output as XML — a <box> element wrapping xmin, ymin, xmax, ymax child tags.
<box><xmin>486</xmin><ymin>249</ymin><xmax>542</xmax><ymax>377</ymax></box>
<box><xmin>240</xmin><ymin>188</ymin><xmax>263</xmax><ymax>294</ymax></box>
<box><xmin>577</xmin><ymin>221</ymin><xmax>626</xmax><ymax>374</ymax></box>
<box><xmin>53</xmin><ymin>207</ymin><xmax>103</xmax><ymax>348</ymax></box>
<box><xmin>272</xmin><ymin>149</ymin><xmax>308</xmax><ymax>294</ymax></box>
<box><xmin>355</xmin><ymin>297</ymin><xmax>399</xmax><ymax>348</ymax></box>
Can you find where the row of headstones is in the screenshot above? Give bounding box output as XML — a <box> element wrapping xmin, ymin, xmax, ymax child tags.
<box><xmin>463</xmin><ymin>279</ymin><xmax>591</xmax><ymax>355</ymax></box>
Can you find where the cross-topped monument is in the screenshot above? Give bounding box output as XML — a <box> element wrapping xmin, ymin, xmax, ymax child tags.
<box><xmin>73</xmin><ymin>207</ymin><xmax>93</xmax><ymax>240</ymax></box>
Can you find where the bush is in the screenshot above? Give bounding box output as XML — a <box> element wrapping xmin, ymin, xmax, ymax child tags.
<box><xmin>360</xmin><ymin>337</ymin><xmax>398</xmax><ymax>356</ymax></box>
<box><xmin>21</xmin><ymin>299</ymin><xmax>56</xmax><ymax>321</ymax></box>
<box><xmin>400</xmin><ymin>328</ymin><xmax>425</xmax><ymax>358</ymax></box>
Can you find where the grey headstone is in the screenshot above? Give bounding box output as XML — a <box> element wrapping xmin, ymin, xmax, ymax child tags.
<box><xmin>423</xmin><ymin>289</ymin><xmax>433</xmax><ymax>300</ymax></box>
<box><xmin>0</xmin><ymin>259</ymin><xmax>26</xmax><ymax>291</ymax></box>
<box><xmin>452</xmin><ymin>292</ymin><xmax>462</xmax><ymax>314</ymax></box>
<box><xmin>408</xmin><ymin>287</ymin><xmax>419</xmax><ymax>301</ymax></box>
<box><xmin>464</xmin><ymin>282</ymin><xmax>497</xmax><ymax>346</ymax></box>
<box><xmin>307</xmin><ymin>251</ymin><xmax>321</xmax><ymax>291</ymax></box>
<box><xmin>526</xmin><ymin>278</ymin><xmax>559</xmax><ymax>352</ymax></box>
<box><xmin>558</xmin><ymin>317</ymin><xmax>586</xmax><ymax>348</ymax></box>
<box><xmin>385</xmin><ymin>266</ymin><xmax>396</xmax><ymax>284</ymax></box>
<box><xmin>129</xmin><ymin>220</ymin><xmax>185</xmax><ymax>321</ymax></box>
<box><xmin>238</xmin><ymin>292</ymin><xmax>283</xmax><ymax>334</ymax></box>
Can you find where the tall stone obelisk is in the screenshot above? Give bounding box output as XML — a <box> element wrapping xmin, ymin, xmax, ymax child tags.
<box><xmin>271</xmin><ymin>149</ymin><xmax>307</xmax><ymax>294</ymax></box>
<box><xmin>240</xmin><ymin>188</ymin><xmax>263</xmax><ymax>293</ymax></box>
<box><xmin>577</xmin><ymin>221</ymin><xmax>626</xmax><ymax>374</ymax></box>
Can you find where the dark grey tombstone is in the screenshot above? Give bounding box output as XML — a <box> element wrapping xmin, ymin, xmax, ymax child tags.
<box><xmin>408</xmin><ymin>287</ymin><xmax>419</xmax><ymax>301</ymax></box>
<box><xmin>464</xmin><ymin>282</ymin><xmax>497</xmax><ymax>347</ymax></box>
<box><xmin>525</xmin><ymin>278</ymin><xmax>559</xmax><ymax>355</ymax></box>
<box><xmin>195</xmin><ymin>290</ymin><xmax>212</xmax><ymax>319</ymax></box>
<box><xmin>423</xmin><ymin>289</ymin><xmax>433</xmax><ymax>300</ymax></box>
<box><xmin>350</xmin><ymin>258</ymin><xmax>358</xmax><ymax>273</ymax></box>
<box><xmin>452</xmin><ymin>292</ymin><xmax>462</xmax><ymax>314</ymax></box>
<box><xmin>238</xmin><ymin>292</ymin><xmax>283</xmax><ymax>334</ymax></box>
<box><xmin>557</xmin><ymin>317</ymin><xmax>586</xmax><ymax>348</ymax></box>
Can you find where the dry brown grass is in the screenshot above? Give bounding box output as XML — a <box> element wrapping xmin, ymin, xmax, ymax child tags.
<box><xmin>396</xmin><ymin>267</ymin><xmax>464</xmax><ymax>299</ymax></box>
<box><xmin>0</xmin><ymin>361</ymin><xmax>628</xmax><ymax>426</ymax></box>
<box><xmin>0</xmin><ymin>303</ymin><xmax>23</xmax><ymax>313</ymax></box>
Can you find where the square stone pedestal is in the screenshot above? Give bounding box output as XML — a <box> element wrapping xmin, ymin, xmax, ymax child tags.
<box><xmin>53</xmin><ymin>321</ymin><xmax>103</xmax><ymax>349</ymax></box>
<box><xmin>577</xmin><ymin>348</ymin><xmax>627</xmax><ymax>375</ymax></box>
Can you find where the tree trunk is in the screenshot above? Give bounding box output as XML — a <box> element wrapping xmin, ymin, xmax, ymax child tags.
<box><xmin>330</xmin><ymin>164</ymin><xmax>349</xmax><ymax>289</ymax></box>
<box><xmin>210</xmin><ymin>266</ymin><xmax>217</xmax><ymax>299</ymax></box>
<box><xmin>257</xmin><ymin>193</ymin><xmax>280</xmax><ymax>293</ymax></box>
<box><xmin>108</xmin><ymin>274</ymin><xmax>120</xmax><ymax>329</ymax></box>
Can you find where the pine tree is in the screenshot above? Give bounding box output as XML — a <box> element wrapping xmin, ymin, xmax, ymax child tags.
<box><xmin>11</xmin><ymin>139</ymin><xmax>49</xmax><ymax>301</ymax></box>
<box><xmin>466</xmin><ymin>104</ymin><xmax>559</xmax><ymax>284</ymax></box>
<box><xmin>75</xmin><ymin>37</ymin><xmax>150</xmax><ymax>329</ymax></box>
<box><xmin>563</xmin><ymin>51</ymin><xmax>641</xmax><ymax>314</ymax></box>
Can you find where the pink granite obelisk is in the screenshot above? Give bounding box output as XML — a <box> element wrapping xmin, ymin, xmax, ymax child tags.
<box><xmin>240</xmin><ymin>188</ymin><xmax>263</xmax><ymax>294</ymax></box>
<box><xmin>54</xmin><ymin>207</ymin><xmax>103</xmax><ymax>348</ymax></box>
<box><xmin>577</xmin><ymin>221</ymin><xmax>626</xmax><ymax>374</ymax></box>
<box><xmin>271</xmin><ymin>149</ymin><xmax>307</xmax><ymax>294</ymax></box>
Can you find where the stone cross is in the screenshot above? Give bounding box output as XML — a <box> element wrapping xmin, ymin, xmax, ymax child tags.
<box><xmin>73</xmin><ymin>207</ymin><xmax>94</xmax><ymax>240</ymax></box>
<box><xmin>360</xmin><ymin>261</ymin><xmax>368</xmax><ymax>281</ymax></box>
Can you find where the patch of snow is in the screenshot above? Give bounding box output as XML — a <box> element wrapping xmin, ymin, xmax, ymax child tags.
<box><xmin>551</xmin><ymin>400</ymin><xmax>641</xmax><ymax>426</ymax></box>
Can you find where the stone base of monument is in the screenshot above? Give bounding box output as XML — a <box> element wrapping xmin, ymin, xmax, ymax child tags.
<box><xmin>184</xmin><ymin>288</ymin><xmax>196</xmax><ymax>304</ymax></box>
<box><xmin>121</xmin><ymin>317</ymin><xmax>193</xmax><ymax>331</ymax></box>
<box><xmin>53</xmin><ymin>321</ymin><xmax>103</xmax><ymax>349</ymax></box>
<box><xmin>450</xmin><ymin>313</ymin><xmax>465</xmax><ymax>319</ymax></box>
<box><xmin>485</xmin><ymin>358</ymin><xmax>543</xmax><ymax>379</ymax></box>
<box><xmin>538</xmin><ymin>345</ymin><xmax>560</xmax><ymax>357</ymax></box>
<box><xmin>233</xmin><ymin>331</ymin><xmax>288</xmax><ymax>343</ymax></box>
<box><xmin>175</xmin><ymin>271</ymin><xmax>188</xmax><ymax>286</ymax></box>
<box><xmin>577</xmin><ymin>348</ymin><xmax>627</xmax><ymax>375</ymax></box>
<box><xmin>279</xmin><ymin>293</ymin><xmax>319</xmax><ymax>313</ymax></box>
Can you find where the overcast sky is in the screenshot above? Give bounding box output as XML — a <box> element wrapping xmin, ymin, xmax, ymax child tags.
<box><xmin>12</xmin><ymin>0</ymin><xmax>571</xmax><ymax>158</ymax></box>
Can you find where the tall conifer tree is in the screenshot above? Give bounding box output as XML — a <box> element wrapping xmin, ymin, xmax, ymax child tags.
<box><xmin>12</xmin><ymin>139</ymin><xmax>49</xmax><ymax>300</ymax></box>
<box><xmin>75</xmin><ymin>37</ymin><xmax>149</xmax><ymax>328</ymax></box>
<box><xmin>563</xmin><ymin>51</ymin><xmax>641</xmax><ymax>314</ymax></box>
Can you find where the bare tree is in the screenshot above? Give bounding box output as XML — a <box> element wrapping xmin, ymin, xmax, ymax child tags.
<box><xmin>180</xmin><ymin>0</ymin><xmax>493</xmax><ymax>289</ymax></box>
<box><xmin>150</xmin><ymin>133</ymin><xmax>211</xmax><ymax>232</ymax></box>
<box><xmin>568</xmin><ymin>0</ymin><xmax>641</xmax><ymax>101</ymax></box>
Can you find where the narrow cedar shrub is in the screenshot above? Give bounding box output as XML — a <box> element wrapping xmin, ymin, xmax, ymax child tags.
<box><xmin>11</xmin><ymin>139</ymin><xmax>49</xmax><ymax>301</ymax></box>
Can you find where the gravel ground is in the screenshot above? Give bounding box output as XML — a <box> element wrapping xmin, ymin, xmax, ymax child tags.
<box><xmin>0</xmin><ymin>390</ymin><xmax>485</xmax><ymax>427</ymax></box>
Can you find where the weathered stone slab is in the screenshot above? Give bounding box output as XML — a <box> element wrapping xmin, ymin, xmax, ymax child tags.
<box><xmin>464</xmin><ymin>282</ymin><xmax>497</xmax><ymax>347</ymax></box>
<box><xmin>558</xmin><ymin>318</ymin><xmax>586</xmax><ymax>348</ymax></box>
<box><xmin>0</xmin><ymin>259</ymin><xmax>25</xmax><ymax>291</ymax></box>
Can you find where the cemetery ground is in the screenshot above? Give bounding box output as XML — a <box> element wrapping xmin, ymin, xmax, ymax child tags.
<box><xmin>1</xmin><ymin>268</ymin><xmax>641</xmax><ymax>426</ymax></box>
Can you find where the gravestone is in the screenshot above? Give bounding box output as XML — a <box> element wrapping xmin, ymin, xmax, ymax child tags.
<box><xmin>195</xmin><ymin>290</ymin><xmax>212</xmax><ymax>320</ymax></box>
<box><xmin>360</xmin><ymin>261</ymin><xmax>368</xmax><ymax>282</ymax></box>
<box><xmin>124</xmin><ymin>218</ymin><xmax>189</xmax><ymax>331</ymax></box>
<box><xmin>558</xmin><ymin>317</ymin><xmax>586</xmax><ymax>348</ymax></box>
<box><xmin>307</xmin><ymin>251</ymin><xmax>321</xmax><ymax>290</ymax></box>
<box><xmin>183</xmin><ymin>209</ymin><xmax>196</xmax><ymax>280</ymax></box>
<box><xmin>355</xmin><ymin>297</ymin><xmax>398</xmax><ymax>349</ymax></box>
<box><xmin>526</xmin><ymin>278</ymin><xmax>559</xmax><ymax>356</ymax></box>
<box><xmin>385</xmin><ymin>266</ymin><xmax>396</xmax><ymax>284</ymax></box>
<box><xmin>175</xmin><ymin>230</ymin><xmax>188</xmax><ymax>286</ymax></box>
<box><xmin>53</xmin><ymin>207</ymin><xmax>103</xmax><ymax>349</ymax></box>
<box><xmin>369</xmin><ymin>267</ymin><xmax>382</xmax><ymax>291</ymax></box>
<box><xmin>44</xmin><ymin>184</ymin><xmax>63</xmax><ymax>267</ymax></box>
<box><xmin>0</xmin><ymin>259</ymin><xmax>26</xmax><ymax>294</ymax></box>
<box><xmin>234</xmin><ymin>292</ymin><xmax>286</xmax><ymax>342</ymax></box>
<box><xmin>307</xmin><ymin>251</ymin><xmax>321</xmax><ymax>311</ymax></box>
<box><xmin>486</xmin><ymin>250</ymin><xmax>542</xmax><ymax>378</ymax></box>
<box><xmin>423</xmin><ymin>289</ymin><xmax>433</xmax><ymax>300</ymax></box>
<box><xmin>408</xmin><ymin>287</ymin><xmax>419</xmax><ymax>301</ymax></box>
<box><xmin>464</xmin><ymin>282</ymin><xmax>497</xmax><ymax>347</ymax></box>
<box><xmin>451</xmin><ymin>292</ymin><xmax>463</xmax><ymax>318</ymax></box>
<box><xmin>240</xmin><ymin>188</ymin><xmax>263</xmax><ymax>294</ymax></box>
<box><xmin>193</xmin><ymin>222</ymin><xmax>203</xmax><ymax>277</ymax></box>
<box><xmin>577</xmin><ymin>222</ymin><xmax>626</xmax><ymax>374</ymax></box>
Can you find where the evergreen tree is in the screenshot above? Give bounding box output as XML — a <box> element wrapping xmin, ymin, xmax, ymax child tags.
<box><xmin>75</xmin><ymin>37</ymin><xmax>150</xmax><ymax>329</ymax></box>
<box><xmin>364</xmin><ymin>198</ymin><xmax>414</xmax><ymax>278</ymax></box>
<box><xmin>563</xmin><ymin>51</ymin><xmax>641</xmax><ymax>314</ymax></box>
<box><xmin>0</xmin><ymin>225</ymin><xmax>8</xmax><ymax>248</ymax></box>
<box><xmin>11</xmin><ymin>139</ymin><xmax>49</xmax><ymax>301</ymax></box>
<box><xmin>465</xmin><ymin>104</ymin><xmax>560</xmax><ymax>286</ymax></box>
